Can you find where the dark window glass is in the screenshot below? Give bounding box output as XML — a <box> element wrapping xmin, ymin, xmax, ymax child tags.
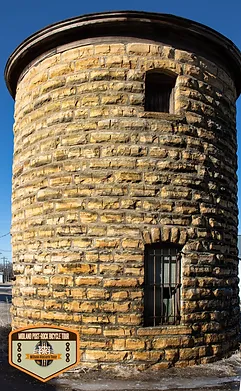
<box><xmin>144</xmin><ymin>243</ymin><xmax>181</xmax><ymax>326</ymax></box>
<box><xmin>145</xmin><ymin>72</ymin><xmax>176</xmax><ymax>113</ymax></box>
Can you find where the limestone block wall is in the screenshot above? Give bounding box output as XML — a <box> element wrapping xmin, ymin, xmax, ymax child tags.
<box><xmin>5</xmin><ymin>11</ymin><xmax>241</xmax><ymax>369</ymax></box>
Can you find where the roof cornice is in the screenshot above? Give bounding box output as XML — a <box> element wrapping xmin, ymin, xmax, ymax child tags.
<box><xmin>5</xmin><ymin>10</ymin><xmax>241</xmax><ymax>98</ymax></box>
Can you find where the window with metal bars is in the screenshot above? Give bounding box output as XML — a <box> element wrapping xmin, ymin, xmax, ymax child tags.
<box><xmin>144</xmin><ymin>71</ymin><xmax>176</xmax><ymax>113</ymax></box>
<box><xmin>144</xmin><ymin>243</ymin><xmax>181</xmax><ymax>327</ymax></box>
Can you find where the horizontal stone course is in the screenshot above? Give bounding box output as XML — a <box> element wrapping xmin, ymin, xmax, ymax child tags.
<box><xmin>11</xmin><ymin>38</ymin><xmax>239</xmax><ymax>370</ymax></box>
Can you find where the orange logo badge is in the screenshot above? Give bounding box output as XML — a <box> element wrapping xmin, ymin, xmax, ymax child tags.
<box><xmin>9</xmin><ymin>325</ymin><xmax>80</xmax><ymax>382</ymax></box>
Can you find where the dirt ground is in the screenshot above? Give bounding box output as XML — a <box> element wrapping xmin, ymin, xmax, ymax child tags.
<box><xmin>1</xmin><ymin>283</ymin><xmax>241</xmax><ymax>391</ymax></box>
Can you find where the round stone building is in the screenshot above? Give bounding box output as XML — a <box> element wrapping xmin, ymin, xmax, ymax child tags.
<box><xmin>5</xmin><ymin>11</ymin><xmax>241</xmax><ymax>369</ymax></box>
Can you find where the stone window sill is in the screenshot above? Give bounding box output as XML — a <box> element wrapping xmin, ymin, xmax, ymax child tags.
<box><xmin>139</xmin><ymin>111</ymin><xmax>185</xmax><ymax>121</ymax></box>
<box><xmin>137</xmin><ymin>325</ymin><xmax>192</xmax><ymax>336</ymax></box>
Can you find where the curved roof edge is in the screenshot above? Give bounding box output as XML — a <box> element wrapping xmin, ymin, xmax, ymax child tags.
<box><xmin>5</xmin><ymin>10</ymin><xmax>241</xmax><ymax>98</ymax></box>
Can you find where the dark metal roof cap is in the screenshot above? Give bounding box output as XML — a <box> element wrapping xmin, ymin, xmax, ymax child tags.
<box><xmin>5</xmin><ymin>10</ymin><xmax>241</xmax><ymax>98</ymax></box>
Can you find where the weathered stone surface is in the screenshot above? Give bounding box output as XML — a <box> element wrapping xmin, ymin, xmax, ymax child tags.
<box><xmin>9</xmin><ymin>28</ymin><xmax>240</xmax><ymax>371</ymax></box>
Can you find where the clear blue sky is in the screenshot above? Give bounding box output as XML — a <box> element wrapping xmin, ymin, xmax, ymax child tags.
<box><xmin>0</xmin><ymin>0</ymin><xmax>241</xmax><ymax>260</ymax></box>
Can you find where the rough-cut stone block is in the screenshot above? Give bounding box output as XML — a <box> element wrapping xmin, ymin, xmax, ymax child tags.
<box><xmin>8</xmin><ymin>17</ymin><xmax>240</xmax><ymax>372</ymax></box>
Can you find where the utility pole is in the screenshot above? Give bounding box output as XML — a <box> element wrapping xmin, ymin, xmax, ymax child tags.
<box><xmin>1</xmin><ymin>257</ymin><xmax>9</xmax><ymax>282</ymax></box>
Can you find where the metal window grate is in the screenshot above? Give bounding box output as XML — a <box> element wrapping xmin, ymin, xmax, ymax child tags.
<box><xmin>144</xmin><ymin>244</ymin><xmax>181</xmax><ymax>326</ymax></box>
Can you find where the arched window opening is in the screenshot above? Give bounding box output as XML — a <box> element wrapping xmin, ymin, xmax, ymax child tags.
<box><xmin>144</xmin><ymin>243</ymin><xmax>182</xmax><ymax>327</ymax></box>
<box><xmin>144</xmin><ymin>71</ymin><xmax>176</xmax><ymax>113</ymax></box>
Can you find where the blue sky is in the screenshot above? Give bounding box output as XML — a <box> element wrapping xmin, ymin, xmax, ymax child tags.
<box><xmin>0</xmin><ymin>0</ymin><xmax>241</xmax><ymax>260</ymax></box>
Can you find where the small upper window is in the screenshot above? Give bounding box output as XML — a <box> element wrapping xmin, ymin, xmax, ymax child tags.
<box><xmin>144</xmin><ymin>243</ymin><xmax>181</xmax><ymax>327</ymax></box>
<box><xmin>144</xmin><ymin>71</ymin><xmax>176</xmax><ymax>113</ymax></box>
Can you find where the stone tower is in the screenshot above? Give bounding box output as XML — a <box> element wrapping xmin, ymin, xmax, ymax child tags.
<box><xmin>5</xmin><ymin>11</ymin><xmax>241</xmax><ymax>369</ymax></box>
